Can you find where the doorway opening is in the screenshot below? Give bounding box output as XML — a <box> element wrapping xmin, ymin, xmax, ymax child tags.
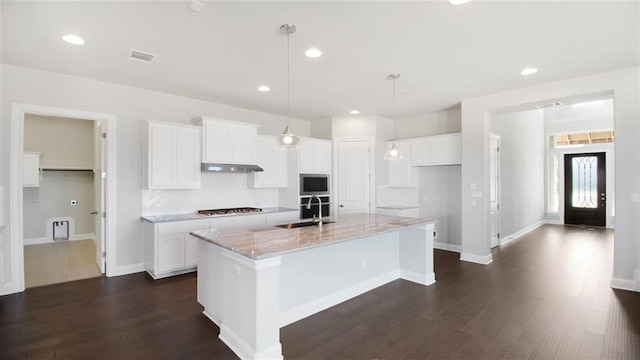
<box><xmin>564</xmin><ymin>152</ymin><xmax>606</xmax><ymax>227</ymax></box>
<box><xmin>22</xmin><ymin>115</ymin><xmax>103</xmax><ymax>287</ymax></box>
<box><xmin>7</xmin><ymin>104</ymin><xmax>117</xmax><ymax>295</ymax></box>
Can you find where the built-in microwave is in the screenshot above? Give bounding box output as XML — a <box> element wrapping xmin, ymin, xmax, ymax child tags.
<box><xmin>299</xmin><ymin>174</ymin><xmax>330</xmax><ymax>195</ymax></box>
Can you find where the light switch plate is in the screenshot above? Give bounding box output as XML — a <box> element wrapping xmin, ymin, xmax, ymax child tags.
<box><xmin>631</xmin><ymin>194</ymin><xmax>640</xmax><ymax>203</ymax></box>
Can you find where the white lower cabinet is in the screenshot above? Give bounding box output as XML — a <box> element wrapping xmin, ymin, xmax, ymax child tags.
<box><xmin>144</xmin><ymin>218</ymin><xmax>210</xmax><ymax>279</ymax></box>
<box><xmin>143</xmin><ymin>211</ymin><xmax>299</xmax><ymax>279</ymax></box>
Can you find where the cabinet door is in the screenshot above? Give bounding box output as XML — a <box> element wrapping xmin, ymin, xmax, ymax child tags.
<box><xmin>203</xmin><ymin>121</ymin><xmax>231</xmax><ymax>163</ymax></box>
<box><xmin>299</xmin><ymin>138</ymin><xmax>331</xmax><ymax>173</ymax></box>
<box><xmin>149</xmin><ymin>124</ymin><xmax>175</xmax><ymax>188</ymax></box>
<box><xmin>157</xmin><ymin>234</ymin><xmax>186</xmax><ymax>272</ymax></box>
<box><xmin>410</xmin><ymin>138</ymin><xmax>434</xmax><ymax>166</ymax></box>
<box><xmin>314</xmin><ymin>141</ymin><xmax>332</xmax><ymax>173</ymax></box>
<box><xmin>434</xmin><ymin>134</ymin><xmax>461</xmax><ymax>165</ymax></box>
<box><xmin>185</xmin><ymin>235</ymin><xmax>198</xmax><ymax>267</ymax></box>
<box><xmin>387</xmin><ymin>142</ymin><xmax>417</xmax><ymax>187</ymax></box>
<box><xmin>231</xmin><ymin>126</ymin><xmax>257</xmax><ymax>164</ymax></box>
<box><xmin>23</xmin><ymin>153</ymin><xmax>41</xmax><ymax>188</ymax></box>
<box><xmin>175</xmin><ymin>127</ymin><xmax>201</xmax><ymax>188</ymax></box>
<box><xmin>251</xmin><ymin>136</ymin><xmax>288</xmax><ymax>188</ymax></box>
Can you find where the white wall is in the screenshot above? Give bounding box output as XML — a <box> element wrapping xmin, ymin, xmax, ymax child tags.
<box><xmin>491</xmin><ymin>109</ymin><xmax>545</xmax><ymax>238</ymax></box>
<box><xmin>24</xmin><ymin>115</ymin><xmax>94</xmax><ymax>168</ymax></box>
<box><xmin>460</xmin><ymin>67</ymin><xmax>640</xmax><ymax>291</ymax></box>
<box><xmin>394</xmin><ymin>108</ymin><xmax>461</xmax><ymax>139</ymax></box>
<box><xmin>1</xmin><ymin>64</ymin><xmax>311</xmax><ymax>281</ymax></box>
<box><xmin>544</xmin><ymin>99</ymin><xmax>614</xmax><ymax>135</ymax></box>
<box><xmin>23</xmin><ymin>171</ymin><xmax>94</xmax><ymax>239</ymax></box>
<box><xmin>418</xmin><ymin>166</ymin><xmax>461</xmax><ymax>249</ymax></box>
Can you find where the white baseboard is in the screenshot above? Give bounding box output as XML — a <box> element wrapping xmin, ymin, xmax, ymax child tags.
<box><xmin>279</xmin><ymin>270</ymin><xmax>399</xmax><ymax>327</ymax></box>
<box><xmin>543</xmin><ymin>219</ymin><xmax>563</xmax><ymax>225</ymax></box>
<box><xmin>24</xmin><ymin>233</ymin><xmax>95</xmax><ymax>246</ymax></box>
<box><xmin>610</xmin><ymin>277</ymin><xmax>636</xmax><ymax>292</ymax></box>
<box><xmin>460</xmin><ymin>252</ymin><xmax>493</xmax><ymax>265</ymax></box>
<box><xmin>400</xmin><ymin>269</ymin><xmax>436</xmax><ymax>286</ymax></box>
<box><xmin>434</xmin><ymin>242</ymin><xmax>461</xmax><ymax>253</ymax></box>
<box><xmin>220</xmin><ymin>323</ymin><xmax>283</xmax><ymax>360</ymax></box>
<box><xmin>108</xmin><ymin>263</ymin><xmax>145</xmax><ymax>277</ymax></box>
<box><xmin>499</xmin><ymin>221</ymin><xmax>544</xmax><ymax>246</ymax></box>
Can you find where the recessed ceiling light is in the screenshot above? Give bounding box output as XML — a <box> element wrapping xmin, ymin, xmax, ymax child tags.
<box><xmin>257</xmin><ymin>85</ymin><xmax>271</xmax><ymax>92</ymax></box>
<box><xmin>350</xmin><ymin>110</ymin><xmax>360</xmax><ymax>115</ymax></box>
<box><xmin>521</xmin><ymin>67</ymin><xmax>538</xmax><ymax>76</ymax></box>
<box><xmin>62</xmin><ymin>34</ymin><xmax>85</xmax><ymax>45</ymax></box>
<box><xmin>189</xmin><ymin>1</ymin><xmax>205</xmax><ymax>13</ymax></box>
<box><xmin>449</xmin><ymin>0</ymin><xmax>472</xmax><ymax>5</ymax></box>
<box><xmin>305</xmin><ymin>48</ymin><xmax>322</xmax><ymax>58</ymax></box>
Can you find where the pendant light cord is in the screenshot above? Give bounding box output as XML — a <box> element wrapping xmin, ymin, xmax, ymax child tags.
<box><xmin>286</xmin><ymin>27</ymin><xmax>291</xmax><ymax>128</ymax></box>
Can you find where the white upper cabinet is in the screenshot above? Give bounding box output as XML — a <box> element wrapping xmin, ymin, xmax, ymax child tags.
<box><xmin>386</xmin><ymin>141</ymin><xmax>418</xmax><ymax>187</ymax></box>
<box><xmin>23</xmin><ymin>152</ymin><xmax>42</xmax><ymax>188</ymax></box>
<box><xmin>248</xmin><ymin>135</ymin><xmax>288</xmax><ymax>188</ymax></box>
<box><xmin>194</xmin><ymin>116</ymin><xmax>259</xmax><ymax>165</ymax></box>
<box><xmin>146</xmin><ymin>120</ymin><xmax>201</xmax><ymax>189</ymax></box>
<box><xmin>299</xmin><ymin>137</ymin><xmax>332</xmax><ymax>174</ymax></box>
<box><xmin>410</xmin><ymin>133</ymin><xmax>461</xmax><ymax>166</ymax></box>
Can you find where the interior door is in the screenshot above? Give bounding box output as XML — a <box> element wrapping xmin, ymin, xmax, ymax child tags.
<box><xmin>489</xmin><ymin>134</ymin><xmax>500</xmax><ymax>248</ymax></box>
<box><xmin>337</xmin><ymin>141</ymin><xmax>371</xmax><ymax>216</ymax></box>
<box><xmin>94</xmin><ymin>121</ymin><xmax>106</xmax><ymax>274</ymax></box>
<box><xmin>564</xmin><ymin>152</ymin><xmax>606</xmax><ymax>227</ymax></box>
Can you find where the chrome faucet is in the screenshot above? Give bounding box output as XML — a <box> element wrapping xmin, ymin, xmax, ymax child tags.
<box><xmin>307</xmin><ymin>195</ymin><xmax>323</xmax><ymax>228</ymax></box>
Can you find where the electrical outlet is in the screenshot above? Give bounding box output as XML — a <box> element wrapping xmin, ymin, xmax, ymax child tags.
<box><xmin>423</xmin><ymin>195</ymin><xmax>428</xmax><ymax>202</ymax></box>
<box><xmin>70</xmin><ymin>200</ymin><xmax>77</xmax><ymax>206</ymax></box>
<box><xmin>362</xmin><ymin>259</ymin><xmax>367</xmax><ymax>269</ymax></box>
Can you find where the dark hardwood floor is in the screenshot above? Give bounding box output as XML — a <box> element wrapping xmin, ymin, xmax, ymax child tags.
<box><xmin>1</xmin><ymin>225</ymin><xmax>638</xmax><ymax>359</ymax></box>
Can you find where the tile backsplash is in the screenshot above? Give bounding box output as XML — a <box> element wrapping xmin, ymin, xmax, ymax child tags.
<box><xmin>142</xmin><ymin>172</ymin><xmax>279</xmax><ymax>215</ymax></box>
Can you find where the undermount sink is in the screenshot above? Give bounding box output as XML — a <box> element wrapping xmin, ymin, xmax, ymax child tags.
<box><xmin>275</xmin><ymin>220</ymin><xmax>335</xmax><ymax>229</ymax></box>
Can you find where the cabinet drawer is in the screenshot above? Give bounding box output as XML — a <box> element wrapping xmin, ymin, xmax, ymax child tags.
<box><xmin>210</xmin><ymin>214</ymin><xmax>266</xmax><ymax>229</ymax></box>
<box><xmin>157</xmin><ymin>219</ymin><xmax>210</xmax><ymax>235</ymax></box>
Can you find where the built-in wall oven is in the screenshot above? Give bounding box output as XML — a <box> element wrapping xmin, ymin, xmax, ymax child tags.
<box><xmin>300</xmin><ymin>196</ymin><xmax>331</xmax><ymax>220</ymax></box>
<box><xmin>299</xmin><ymin>174</ymin><xmax>330</xmax><ymax>220</ymax></box>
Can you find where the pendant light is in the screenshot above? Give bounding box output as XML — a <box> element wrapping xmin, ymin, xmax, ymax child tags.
<box><xmin>384</xmin><ymin>73</ymin><xmax>403</xmax><ymax>160</ymax></box>
<box><xmin>276</xmin><ymin>24</ymin><xmax>301</xmax><ymax>149</ymax></box>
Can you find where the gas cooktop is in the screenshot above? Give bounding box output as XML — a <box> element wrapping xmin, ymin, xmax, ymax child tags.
<box><xmin>197</xmin><ymin>207</ymin><xmax>263</xmax><ymax>216</ymax></box>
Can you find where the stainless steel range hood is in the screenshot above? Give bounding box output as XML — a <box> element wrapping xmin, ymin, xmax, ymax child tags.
<box><xmin>201</xmin><ymin>163</ymin><xmax>263</xmax><ymax>173</ymax></box>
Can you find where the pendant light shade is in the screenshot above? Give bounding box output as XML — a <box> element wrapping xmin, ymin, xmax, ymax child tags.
<box><xmin>383</xmin><ymin>142</ymin><xmax>403</xmax><ymax>160</ymax></box>
<box><xmin>384</xmin><ymin>73</ymin><xmax>403</xmax><ymax>161</ymax></box>
<box><xmin>277</xmin><ymin>23</ymin><xmax>301</xmax><ymax>150</ymax></box>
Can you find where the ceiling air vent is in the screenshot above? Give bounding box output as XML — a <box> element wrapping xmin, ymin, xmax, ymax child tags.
<box><xmin>536</xmin><ymin>102</ymin><xmax>563</xmax><ymax>109</ymax></box>
<box><xmin>128</xmin><ymin>49</ymin><xmax>156</xmax><ymax>63</ymax></box>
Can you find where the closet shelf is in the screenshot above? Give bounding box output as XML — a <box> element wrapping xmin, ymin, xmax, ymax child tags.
<box><xmin>40</xmin><ymin>167</ymin><xmax>94</xmax><ymax>172</ymax></box>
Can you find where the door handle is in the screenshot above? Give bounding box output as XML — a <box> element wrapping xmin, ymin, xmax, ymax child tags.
<box><xmin>339</xmin><ymin>204</ymin><xmax>344</xmax><ymax>208</ymax></box>
<box><xmin>90</xmin><ymin>211</ymin><xmax>98</xmax><ymax>215</ymax></box>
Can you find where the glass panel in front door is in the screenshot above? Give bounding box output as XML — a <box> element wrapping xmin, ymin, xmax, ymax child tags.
<box><xmin>571</xmin><ymin>156</ymin><xmax>598</xmax><ymax>209</ymax></box>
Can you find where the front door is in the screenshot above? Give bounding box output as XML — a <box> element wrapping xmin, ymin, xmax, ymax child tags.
<box><xmin>564</xmin><ymin>152</ymin><xmax>606</xmax><ymax>227</ymax></box>
<box><xmin>337</xmin><ymin>141</ymin><xmax>371</xmax><ymax>216</ymax></box>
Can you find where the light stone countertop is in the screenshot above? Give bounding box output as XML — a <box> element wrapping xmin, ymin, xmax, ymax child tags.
<box><xmin>377</xmin><ymin>205</ymin><xmax>419</xmax><ymax>210</ymax></box>
<box><xmin>190</xmin><ymin>213</ymin><xmax>436</xmax><ymax>260</ymax></box>
<box><xmin>141</xmin><ymin>207</ymin><xmax>298</xmax><ymax>223</ymax></box>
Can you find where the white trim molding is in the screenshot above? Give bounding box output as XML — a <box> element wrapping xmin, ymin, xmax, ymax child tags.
<box><xmin>499</xmin><ymin>221</ymin><xmax>545</xmax><ymax>246</ymax></box>
<box><xmin>434</xmin><ymin>242</ymin><xmax>461</xmax><ymax>253</ymax></box>
<box><xmin>110</xmin><ymin>263</ymin><xmax>146</xmax><ymax>277</ymax></box>
<box><xmin>23</xmin><ymin>233</ymin><xmax>96</xmax><ymax>246</ymax></box>
<box><xmin>610</xmin><ymin>277</ymin><xmax>636</xmax><ymax>292</ymax></box>
<box><xmin>6</xmin><ymin>103</ymin><xmax>118</xmax><ymax>295</ymax></box>
<box><xmin>460</xmin><ymin>252</ymin><xmax>493</xmax><ymax>265</ymax></box>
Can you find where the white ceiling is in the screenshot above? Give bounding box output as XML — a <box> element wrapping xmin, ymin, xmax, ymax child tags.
<box><xmin>2</xmin><ymin>1</ymin><xmax>638</xmax><ymax>120</ymax></box>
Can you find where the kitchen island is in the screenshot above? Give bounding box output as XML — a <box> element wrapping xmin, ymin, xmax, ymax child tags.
<box><xmin>190</xmin><ymin>213</ymin><xmax>436</xmax><ymax>360</ymax></box>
